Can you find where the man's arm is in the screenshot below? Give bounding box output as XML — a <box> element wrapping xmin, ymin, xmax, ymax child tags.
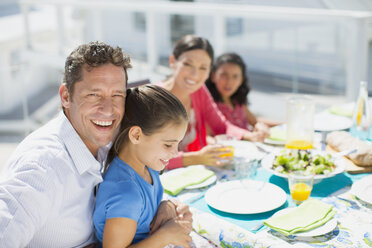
<box><xmin>0</xmin><ymin>161</ymin><xmax>57</xmax><ymax>247</ymax></box>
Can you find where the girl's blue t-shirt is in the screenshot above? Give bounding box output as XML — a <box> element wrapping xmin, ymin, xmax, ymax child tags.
<box><xmin>93</xmin><ymin>156</ymin><xmax>163</xmax><ymax>243</ymax></box>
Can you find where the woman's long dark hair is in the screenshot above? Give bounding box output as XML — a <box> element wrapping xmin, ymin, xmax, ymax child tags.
<box><xmin>206</xmin><ymin>53</ymin><xmax>250</xmax><ymax>106</ymax></box>
<box><xmin>105</xmin><ymin>84</ymin><xmax>188</xmax><ymax>170</ymax></box>
<box><xmin>173</xmin><ymin>34</ymin><xmax>214</xmax><ymax>64</ymax></box>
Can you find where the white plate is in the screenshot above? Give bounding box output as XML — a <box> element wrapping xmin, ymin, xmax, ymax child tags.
<box><xmin>161</xmin><ymin>165</ymin><xmax>217</xmax><ymax>190</ymax></box>
<box><xmin>351</xmin><ymin>175</ymin><xmax>372</xmax><ymax>204</ymax></box>
<box><xmin>205</xmin><ymin>180</ymin><xmax>287</xmax><ymax>214</ymax></box>
<box><xmin>271</xmin><ymin>208</ymin><xmax>338</xmax><ymax>237</ymax></box>
<box><xmin>261</xmin><ymin>151</ymin><xmax>346</xmax><ymax>183</ymax></box>
<box><xmin>264</xmin><ymin>138</ymin><xmax>285</xmax><ymax>146</ymax></box>
<box><xmin>313</xmin><ymin>111</ymin><xmax>352</xmax><ymax>132</ymax></box>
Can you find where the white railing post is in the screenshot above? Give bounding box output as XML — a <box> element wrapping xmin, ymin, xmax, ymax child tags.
<box><xmin>214</xmin><ymin>15</ymin><xmax>225</xmax><ymax>57</ymax></box>
<box><xmin>56</xmin><ymin>5</ymin><xmax>65</xmax><ymax>55</ymax></box>
<box><xmin>146</xmin><ymin>11</ymin><xmax>157</xmax><ymax>72</ymax></box>
<box><xmin>92</xmin><ymin>10</ymin><xmax>103</xmax><ymax>41</ymax></box>
<box><xmin>21</xmin><ymin>3</ymin><xmax>31</xmax><ymax>50</ymax></box>
<box><xmin>346</xmin><ymin>17</ymin><xmax>370</xmax><ymax>101</ymax></box>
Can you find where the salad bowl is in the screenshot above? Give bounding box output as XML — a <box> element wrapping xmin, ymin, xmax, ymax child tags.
<box><xmin>262</xmin><ymin>149</ymin><xmax>346</xmax><ymax>183</ymax></box>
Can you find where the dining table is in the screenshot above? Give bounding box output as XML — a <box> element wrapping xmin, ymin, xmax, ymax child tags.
<box><xmin>162</xmin><ymin>130</ymin><xmax>372</xmax><ymax>248</ymax></box>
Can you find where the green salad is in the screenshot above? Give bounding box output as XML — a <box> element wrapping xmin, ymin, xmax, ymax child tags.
<box><xmin>272</xmin><ymin>150</ymin><xmax>336</xmax><ymax>175</ymax></box>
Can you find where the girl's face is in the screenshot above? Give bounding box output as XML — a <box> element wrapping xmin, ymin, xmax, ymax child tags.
<box><xmin>212</xmin><ymin>62</ymin><xmax>243</xmax><ymax>99</ymax></box>
<box><xmin>137</xmin><ymin>122</ymin><xmax>187</xmax><ymax>171</ymax></box>
<box><xmin>170</xmin><ymin>49</ymin><xmax>212</xmax><ymax>94</ymax></box>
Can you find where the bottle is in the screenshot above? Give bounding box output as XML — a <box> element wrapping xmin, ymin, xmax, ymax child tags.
<box><xmin>350</xmin><ymin>81</ymin><xmax>370</xmax><ymax>140</ymax></box>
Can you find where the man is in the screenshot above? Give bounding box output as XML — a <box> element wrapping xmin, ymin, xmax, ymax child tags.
<box><xmin>0</xmin><ymin>42</ymin><xmax>191</xmax><ymax>247</ymax></box>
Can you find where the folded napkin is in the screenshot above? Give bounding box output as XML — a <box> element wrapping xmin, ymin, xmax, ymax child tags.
<box><xmin>269</xmin><ymin>126</ymin><xmax>286</xmax><ymax>141</ymax></box>
<box><xmin>264</xmin><ymin>199</ymin><xmax>336</xmax><ymax>236</ymax></box>
<box><xmin>161</xmin><ymin>166</ymin><xmax>215</xmax><ymax>196</ymax></box>
<box><xmin>329</xmin><ymin>105</ymin><xmax>353</xmax><ymax>117</ymax></box>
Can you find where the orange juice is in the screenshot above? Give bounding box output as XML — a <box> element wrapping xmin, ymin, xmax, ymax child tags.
<box><xmin>218</xmin><ymin>146</ymin><xmax>234</xmax><ymax>158</ymax></box>
<box><xmin>285</xmin><ymin>139</ymin><xmax>313</xmax><ymax>150</ymax></box>
<box><xmin>290</xmin><ymin>182</ymin><xmax>312</xmax><ymax>203</ymax></box>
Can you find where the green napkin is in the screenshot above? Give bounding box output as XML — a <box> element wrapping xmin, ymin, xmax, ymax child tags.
<box><xmin>161</xmin><ymin>166</ymin><xmax>215</xmax><ymax>196</ymax></box>
<box><xmin>329</xmin><ymin>105</ymin><xmax>353</xmax><ymax>117</ymax></box>
<box><xmin>269</xmin><ymin>127</ymin><xmax>286</xmax><ymax>141</ymax></box>
<box><xmin>264</xmin><ymin>199</ymin><xmax>336</xmax><ymax>236</ymax></box>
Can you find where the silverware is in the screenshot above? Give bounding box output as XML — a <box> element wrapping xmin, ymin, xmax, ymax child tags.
<box><xmin>186</xmin><ymin>192</ymin><xmax>206</xmax><ymax>204</ymax></box>
<box><xmin>251</xmin><ymin>221</ymin><xmax>264</xmax><ymax>231</ymax></box>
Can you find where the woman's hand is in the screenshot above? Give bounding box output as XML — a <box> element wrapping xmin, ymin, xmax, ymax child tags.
<box><xmin>242</xmin><ymin>130</ymin><xmax>267</xmax><ymax>142</ymax></box>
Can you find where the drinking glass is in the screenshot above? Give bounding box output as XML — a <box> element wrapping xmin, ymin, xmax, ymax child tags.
<box><xmin>286</xmin><ymin>96</ymin><xmax>315</xmax><ymax>150</ymax></box>
<box><xmin>234</xmin><ymin>157</ymin><xmax>258</xmax><ymax>180</ymax></box>
<box><xmin>288</xmin><ymin>172</ymin><xmax>314</xmax><ymax>205</ymax></box>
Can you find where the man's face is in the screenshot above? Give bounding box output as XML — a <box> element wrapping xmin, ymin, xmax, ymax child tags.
<box><xmin>60</xmin><ymin>63</ymin><xmax>126</xmax><ymax>156</ymax></box>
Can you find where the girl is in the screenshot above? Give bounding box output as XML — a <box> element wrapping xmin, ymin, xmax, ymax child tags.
<box><xmin>93</xmin><ymin>85</ymin><xmax>192</xmax><ymax>248</ymax></box>
<box><xmin>206</xmin><ymin>53</ymin><xmax>280</xmax><ymax>131</ymax></box>
<box><xmin>157</xmin><ymin>35</ymin><xmax>268</xmax><ymax>170</ymax></box>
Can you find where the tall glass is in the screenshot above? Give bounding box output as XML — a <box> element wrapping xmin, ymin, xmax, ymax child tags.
<box><xmin>285</xmin><ymin>96</ymin><xmax>315</xmax><ymax>150</ymax></box>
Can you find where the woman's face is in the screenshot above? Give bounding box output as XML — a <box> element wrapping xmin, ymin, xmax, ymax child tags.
<box><xmin>170</xmin><ymin>49</ymin><xmax>212</xmax><ymax>94</ymax></box>
<box><xmin>212</xmin><ymin>62</ymin><xmax>243</xmax><ymax>99</ymax></box>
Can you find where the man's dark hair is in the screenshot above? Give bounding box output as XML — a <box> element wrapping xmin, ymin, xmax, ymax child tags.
<box><xmin>63</xmin><ymin>41</ymin><xmax>132</xmax><ymax>96</ymax></box>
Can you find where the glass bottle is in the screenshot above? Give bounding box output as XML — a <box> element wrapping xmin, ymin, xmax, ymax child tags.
<box><xmin>350</xmin><ymin>81</ymin><xmax>370</xmax><ymax>140</ymax></box>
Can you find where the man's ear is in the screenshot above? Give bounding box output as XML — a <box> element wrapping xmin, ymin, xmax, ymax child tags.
<box><xmin>128</xmin><ymin>126</ymin><xmax>142</xmax><ymax>144</ymax></box>
<box><xmin>59</xmin><ymin>84</ymin><xmax>71</xmax><ymax>109</ymax></box>
<box><xmin>169</xmin><ymin>54</ymin><xmax>176</xmax><ymax>69</ymax></box>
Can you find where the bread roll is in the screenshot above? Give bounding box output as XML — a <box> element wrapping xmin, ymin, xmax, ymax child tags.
<box><xmin>326</xmin><ymin>131</ymin><xmax>372</xmax><ymax>167</ymax></box>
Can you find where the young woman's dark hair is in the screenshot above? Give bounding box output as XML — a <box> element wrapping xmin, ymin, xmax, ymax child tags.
<box><xmin>206</xmin><ymin>53</ymin><xmax>250</xmax><ymax>106</ymax></box>
<box><xmin>105</xmin><ymin>84</ymin><xmax>188</xmax><ymax>169</ymax></box>
<box><xmin>173</xmin><ymin>35</ymin><xmax>214</xmax><ymax>63</ymax></box>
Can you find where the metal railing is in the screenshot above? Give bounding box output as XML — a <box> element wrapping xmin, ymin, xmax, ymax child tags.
<box><xmin>19</xmin><ymin>0</ymin><xmax>372</xmax><ymax>100</ymax></box>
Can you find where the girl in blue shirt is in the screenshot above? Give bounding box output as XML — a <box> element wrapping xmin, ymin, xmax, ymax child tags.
<box><xmin>93</xmin><ymin>84</ymin><xmax>191</xmax><ymax>247</ymax></box>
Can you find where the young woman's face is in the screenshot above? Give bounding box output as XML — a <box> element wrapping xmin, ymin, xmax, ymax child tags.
<box><xmin>212</xmin><ymin>62</ymin><xmax>243</xmax><ymax>99</ymax></box>
<box><xmin>137</xmin><ymin>122</ymin><xmax>187</xmax><ymax>171</ymax></box>
<box><xmin>171</xmin><ymin>49</ymin><xmax>212</xmax><ymax>94</ymax></box>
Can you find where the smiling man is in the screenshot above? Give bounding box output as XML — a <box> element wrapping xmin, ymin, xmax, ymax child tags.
<box><xmin>0</xmin><ymin>42</ymin><xmax>130</xmax><ymax>247</ymax></box>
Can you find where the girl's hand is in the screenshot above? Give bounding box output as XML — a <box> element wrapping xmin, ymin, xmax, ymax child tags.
<box><xmin>150</xmin><ymin>200</ymin><xmax>193</xmax><ymax>234</ymax></box>
<box><xmin>196</xmin><ymin>145</ymin><xmax>233</xmax><ymax>167</ymax></box>
<box><xmin>157</xmin><ymin>219</ymin><xmax>192</xmax><ymax>248</ymax></box>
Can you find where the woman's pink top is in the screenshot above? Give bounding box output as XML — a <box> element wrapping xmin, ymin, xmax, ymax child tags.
<box><xmin>157</xmin><ymin>82</ymin><xmax>247</xmax><ymax>169</ymax></box>
<box><xmin>216</xmin><ymin>102</ymin><xmax>250</xmax><ymax>130</ymax></box>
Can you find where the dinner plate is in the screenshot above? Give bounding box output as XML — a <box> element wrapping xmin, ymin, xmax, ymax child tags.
<box><xmin>313</xmin><ymin>111</ymin><xmax>352</xmax><ymax>132</ymax></box>
<box><xmin>160</xmin><ymin>165</ymin><xmax>217</xmax><ymax>190</ymax></box>
<box><xmin>264</xmin><ymin>138</ymin><xmax>285</xmax><ymax>146</ymax></box>
<box><xmin>205</xmin><ymin>180</ymin><xmax>287</xmax><ymax>214</ymax></box>
<box><xmin>261</xmin><ymin>151</ymin><xmax>346</xmax><ymax>183</ymax></box>
<box><xmin>271</xmin><ymin>208</ymin><xmax>338</xmax><ymax>237</ymax></box>
<box><xmin>351</xmin><ymin>175</ymin><xmax>372</xmax><ymax>204</ymax></box>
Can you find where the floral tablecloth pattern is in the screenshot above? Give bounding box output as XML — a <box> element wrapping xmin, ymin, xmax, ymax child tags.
<box><xmin>164</xmin><ymin>166</ymin><xmax>372</xmax><ymax>248</ymax></box>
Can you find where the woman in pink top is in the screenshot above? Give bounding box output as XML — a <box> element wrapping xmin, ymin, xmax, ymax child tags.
<box><xmin>206</xmin><ymin>53</ymin><xmax>280</xmax><ymax>133</ymax></box>
<box><xmin>158</xmin><ymin>35</ymin><xmax>268</xmax><ymax>170</ymax></box>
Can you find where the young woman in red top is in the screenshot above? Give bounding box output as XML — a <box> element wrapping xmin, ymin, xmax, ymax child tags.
<box><xmin>158</xmin><ymin>35</ymin><xmax>268</xmax><ymax>169</ymax></box>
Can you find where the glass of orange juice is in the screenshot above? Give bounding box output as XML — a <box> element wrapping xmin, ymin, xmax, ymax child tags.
<box><xmin>285</xmin><ymin>96</ymin><xmax>315</xmax><ymax>150</ymax></box>
<box><xmin>288</xmin><ymin>172</ymin><xmax>314</xmax><ymax>205</ymax></box>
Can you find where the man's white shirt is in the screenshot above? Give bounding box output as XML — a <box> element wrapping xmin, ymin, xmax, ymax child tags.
<box><xmin>0</xmin><ymin>111</ymin><xmax>104</xmax><ymax>247</ymax></box>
